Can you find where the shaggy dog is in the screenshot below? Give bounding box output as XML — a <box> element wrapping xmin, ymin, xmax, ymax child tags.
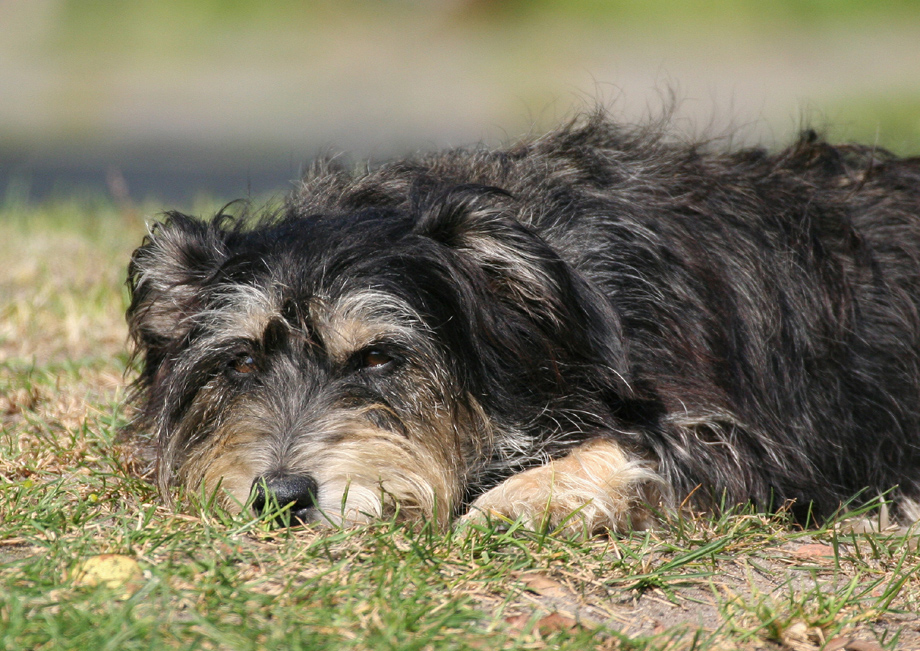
<box><xmin>125</xmin><ymin>114</ymin><xmax>920</xmax><ymax>533</ymax></box>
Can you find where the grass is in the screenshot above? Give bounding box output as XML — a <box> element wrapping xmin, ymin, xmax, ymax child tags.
<box><xmin>2</xmin><ymin>199</ymin><xmax>920</xmax><ymax>650</ymax></box>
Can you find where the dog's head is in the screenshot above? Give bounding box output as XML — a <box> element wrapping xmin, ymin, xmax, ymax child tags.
<box><xmin>126</xmin><ymin>188</ymin><xmax>638</xmax><ymax>526</ymax></box>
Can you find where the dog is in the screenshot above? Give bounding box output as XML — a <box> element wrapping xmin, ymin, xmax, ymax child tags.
<box><xmin>125</xmin><ymin>113</ymin><xmax>920</xmax><ymax>534</ymax></box>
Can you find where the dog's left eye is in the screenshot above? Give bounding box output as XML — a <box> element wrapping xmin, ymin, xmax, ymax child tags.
<box><xmin>361</xmin><ymin>349</ymin><xmax>393</xmax><ymax>369</ymax></box>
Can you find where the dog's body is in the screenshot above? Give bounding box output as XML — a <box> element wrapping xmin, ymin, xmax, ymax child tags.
<box><xmin>127</xmin><ymin>115</ymin><xmax>920</xmax><ymax>533</ymax></box>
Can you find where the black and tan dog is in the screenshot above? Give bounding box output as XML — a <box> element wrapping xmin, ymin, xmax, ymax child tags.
<box><xmin>125</xmin><ymin>114</ymin><xmax>920</xmax><ymax>533</ymax></box>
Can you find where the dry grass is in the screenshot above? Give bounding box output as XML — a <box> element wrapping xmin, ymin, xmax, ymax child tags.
<box><xmin>1</xmin><ymin>199</ymin><xmax>918</xmax><ymax>650</ymax></box>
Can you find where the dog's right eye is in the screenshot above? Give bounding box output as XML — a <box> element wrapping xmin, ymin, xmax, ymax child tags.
<box><xmin>231</xmin><ymin>355</ymin><xmax>258</xmax><ymax>375</ymax></box>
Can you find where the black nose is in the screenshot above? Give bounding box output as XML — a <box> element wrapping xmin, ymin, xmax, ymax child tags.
<box><xmin>250</xmin><ymin>473</ymin><xmax>318</xmax><ymax>526</ymax></box>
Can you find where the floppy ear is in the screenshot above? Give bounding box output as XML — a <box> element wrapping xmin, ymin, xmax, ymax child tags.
<box><xmin>126</xmin><ymin>212</ymin><xmax>230</xmax><ymax>354</ymax></box>
<box><xmin>415</xmin><ymin>185</ymin><xmax>635</xmax><ymax>398</ymax></box>
<box><xmin>415</xmin><ymin>186</ymin><xmax>570</xmax><ymax>316</ymax></box>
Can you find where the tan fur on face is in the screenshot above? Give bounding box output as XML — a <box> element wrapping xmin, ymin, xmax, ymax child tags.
<box><xmin>176</xmin><ymin>403</ymin><xmax>270</xmax><ymax>511</ymax></box>
<box><xmin>308</xmin><ymin>418</ymin><xmax>462</xmax><ymax>527</ymax></box>
<box><xmin>462</xmin><ymin>439</ymin><xmax>665</xmax><ymax>536</ymax></box>
<box><xmin>177</xmin><ymin>399</ymin><xmax>465</xmax><ymax>528</ymax></box>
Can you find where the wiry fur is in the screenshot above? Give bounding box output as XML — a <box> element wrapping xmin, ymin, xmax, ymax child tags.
<box><xmin>126</xmin><ymin>113</ymin><xmax>920</xmax><ymax>533</ymax></box>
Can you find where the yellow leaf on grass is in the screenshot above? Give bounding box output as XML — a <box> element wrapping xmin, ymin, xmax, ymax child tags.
<box><xmin>72</xmin><ymin>554</ymin><xmax>142</xmax><ymax>597</ymax></box>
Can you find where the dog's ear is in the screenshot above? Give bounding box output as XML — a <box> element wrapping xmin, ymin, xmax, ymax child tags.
<box><xmin>415</xmin><ymin>185</ymin><xmax>565</xmax><ymax>313</ymax></box>
<box><xmin>127</xmin><ymin>212</ymin><xmax>230</xmax><ymax>352</ymax></box>
<box><xmin>415</xmin><ymin>186</ymin><xmax>635</xmax><ymax>397</ymax></box>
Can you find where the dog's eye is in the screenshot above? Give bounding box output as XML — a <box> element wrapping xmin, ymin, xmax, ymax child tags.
<box><xmin>361</xmin><ymin>350</ymin><xmax>393</xmax><ymax>369</ymax></box>
<box><xmin>233</xmin><ymin>355</ymin><xmax>258</xmax><ymax>375</ymax></box>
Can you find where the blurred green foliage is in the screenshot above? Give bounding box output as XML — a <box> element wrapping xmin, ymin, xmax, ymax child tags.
<box><xmin>56</xmin><ymin>0</ymin><xmax>920</xmax><ymax>26</ymax></box>
<box><xmin>50</xmin><ymin>0</ymin><xmax>920</xmax><ymax>43</ymax></box>
<box><xmin>48</xmin><ymin>0</ymin><xmax>920</xmax><ymax>154</ymax></box>
<box><xmin>4</xmin><ymin>0</ymin><xmax>916</xmax><ymax>195</ymax></box>
<box><xmin>501</xmin><ymin>0</ymin><xmax>920</xmax><ymax>24</ymax></box>
<box><xmin>827</xmin><ymin>95</ymin><xmax>920</xmax><ymax>154</ymax></box>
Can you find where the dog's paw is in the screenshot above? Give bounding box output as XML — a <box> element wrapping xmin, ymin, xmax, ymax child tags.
<box><xmin>459</xmin><ymin>440</ymin><xmax>664</xmax><ymax>536</ymax></box>
<box><xmin>460</xmin><ymin>463</ymin><xmax>573</xmax><ymax>533</ymax></box>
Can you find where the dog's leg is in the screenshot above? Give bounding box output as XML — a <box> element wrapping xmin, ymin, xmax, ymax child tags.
<box><xmin>462</xmin><ymin>439</ymin><xmax>664</xmax><ymax>535</ymax></box>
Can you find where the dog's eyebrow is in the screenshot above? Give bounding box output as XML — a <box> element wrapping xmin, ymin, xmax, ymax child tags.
<box><xmin>188</xmin><ymin>283</ymin><xmax>282</xmax><ymax>344</ymax></box>
<box><xmin>313</xmin><ymin>317</ymin><xmax>397</xmax><ymax>364</ymax></box>
<box><xmin>305</xmin><ymin>290</ymin><xmax>426</xmax><ymax>364</ymax></box>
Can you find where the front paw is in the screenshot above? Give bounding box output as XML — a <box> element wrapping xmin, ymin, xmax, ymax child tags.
<box><xmin>461</xmin><ymin>464</ymin><xmax>561</xmax><ymax>532</ymax></box>
<box><xmin>459</xmin><ymin>440</ymin><xmax>664</xmax><ymax>536</ymax></box>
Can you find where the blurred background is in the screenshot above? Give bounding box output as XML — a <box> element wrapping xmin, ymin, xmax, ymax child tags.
<box><xmin>2</xmin><ymin>0</ymin><xmax>920</xmax><ymax>206</ymax></box>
